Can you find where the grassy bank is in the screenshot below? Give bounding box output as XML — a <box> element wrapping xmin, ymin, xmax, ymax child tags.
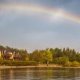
<box><xmin>0</xmin><ymin>60</ymin><xmax>38</xmax><ymax>66</ymax></box>
<box><xmin>0</xmin><ymin>60</ymin><xmax>80</xmax><ymax>68</ymax></box>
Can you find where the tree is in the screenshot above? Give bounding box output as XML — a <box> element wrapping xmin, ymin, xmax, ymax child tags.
<box><xmin>54</xmin><ymin>56</ymin><xmax>69</xmax><ymax>65</ymax></box>
<box><xmin>30</xmin><ymin>50</ymin><xmax>42</xmax><ymax>63</ymax></box>
<box><xmin>0</xmin><ymin>45</ymin><xmax>5</xmax><ymax>54</ymax></box>
<box><xmin>43</xmin><ymin>49</ymin><xmax>52</xmax><ymax>65</ymax></box>
<box><xmin>19</xmin><ymin>49</ymin><xmax>29</xmax><ymax>61</ymax></box>
<box><xmin>53</xmin><ymin>48</ymin><xmax>63</xmax><ymax>58</ymax></box>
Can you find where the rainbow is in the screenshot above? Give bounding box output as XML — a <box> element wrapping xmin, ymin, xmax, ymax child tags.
<box><xmin>0</xmin><ymin>3</ymin><xmax>80</xmax><ymax>24</ymax></box>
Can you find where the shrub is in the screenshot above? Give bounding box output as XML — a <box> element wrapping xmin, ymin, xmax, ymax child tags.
<box><xmin>0</xmin><ymin>60</ymin><xmax>38</xmax><ymax>66</ymax></box>
<box><xmin>64</xmin><ymin>61</ymin><xmax>72</xmax><ymax>67</ymax></box>
<box><xmin>71</xmin><ymin>61</ymin><xmax>80</xmax><ymax>67</ymax></box>
<box><xmin>53</xmin><ymin>57</ymin><xmax>69</xmax><ymax>65</ymax></box>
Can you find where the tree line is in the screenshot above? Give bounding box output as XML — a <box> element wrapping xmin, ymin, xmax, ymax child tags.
<box><xmin>0</xmin><ymin>45</ymin><xmax>80</xmax><ymax>67</ymax></box>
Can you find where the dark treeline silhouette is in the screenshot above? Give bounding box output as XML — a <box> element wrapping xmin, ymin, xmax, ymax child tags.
<box><xmin>0</xmin><ymin>45</ymin><xmax>80</xmax><ymax>67</ymax></box>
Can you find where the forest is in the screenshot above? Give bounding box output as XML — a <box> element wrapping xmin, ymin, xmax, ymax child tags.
<box><xmin>0</xmin><ymin>45</ymin><xmax>80</xmax><ymax>67</ymax></box>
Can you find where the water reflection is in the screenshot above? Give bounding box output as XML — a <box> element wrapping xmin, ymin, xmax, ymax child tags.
<box><xmin>0</xmin><ymin>68</ymin><xmax>80</xmax><ymax>80</ymax></box>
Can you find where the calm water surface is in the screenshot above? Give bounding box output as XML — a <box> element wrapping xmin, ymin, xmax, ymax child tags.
<box><xmin>0</xmin><ymin>67</ymin><xmax>80</xmax><ymax>80</ymax></box>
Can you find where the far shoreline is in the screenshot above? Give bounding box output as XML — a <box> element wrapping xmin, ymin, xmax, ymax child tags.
<box><xmin>1</xmin><ymin>65</ymin><xmax>80</xmax><ymax>69</ymax></box>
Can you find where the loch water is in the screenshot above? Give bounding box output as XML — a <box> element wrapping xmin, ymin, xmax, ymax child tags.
<box><xmin>0</xmin><ymin>67</ymin><xmax>80</xmax><ymax>80</ymax></box>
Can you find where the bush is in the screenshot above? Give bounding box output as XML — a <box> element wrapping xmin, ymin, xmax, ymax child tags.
<box><xmin>53</xmin><ymin>57</ymin><xmax>69</xmax><ymax>65</ymax></box>
<box><xmin>71</xmin><ymin>61</ymin><xmax>80</xmax><ymax>67</ymax></box>
<box><xmin>0</xmin><ymin>60</ymin><xmax>38</xmax><ymax>66</ymax></box>
<box><xmin>64</xmin><ymin>61</ymin><xmax>72</xmax><ymax>67</ymax></box>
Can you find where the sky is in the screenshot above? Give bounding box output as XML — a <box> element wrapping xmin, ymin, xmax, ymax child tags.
<box><xmin>0</xmin><ymin>0</ymin><xmax>80</xmax><ymax>52</ymax></box>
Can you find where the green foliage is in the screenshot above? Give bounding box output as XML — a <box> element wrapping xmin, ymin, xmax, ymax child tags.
<box><xmin>53</xmin><ymin>57</ymin><xmax>69</xmax><ymax>65</ymax></box>
<box><xmin>76</xmin><ymin>54</ymin><xmax>80</xmax><ymax>62</ymax></box>
<box><xmin>64</xmin><ymin>61</ymin><xmax>72</xmax><ymax>67</ymax></box>
<box><xmin>43</xmin><ymin>49</ymin><xmax>52</xmax><ymax>64</ymax></box>
<box><xmin>30</xmin><ymin>50</ymin><xmax>43</xmax><ymax>63</ymax></box>
<box><xmin>30</xmin><ymin>49</ymin><xmax>52</xmax><ymax>65</ymax></box>
<box><xmin>71</xmin><ymin>61</ymin><xmax>80</xmax><ymax>67</ymax></box>
<box><xmin>0</xmin><ymin>60</ymin><xmax>38</xmax><ymax>66</ymax></box>
<box><xmin>53</xmin><ymin>48</ymin><xmax>63</xmax><ymax>58</ymax></box>
<box><xmin>0</xmin><ymin>44</ymin><xmax>80</xmax><ymax>67</ymax></box>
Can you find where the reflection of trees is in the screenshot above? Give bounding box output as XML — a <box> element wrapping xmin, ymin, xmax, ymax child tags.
<box><xmin>29</xmin><ymin>68</ymin><xmax>80</xmax><ymax>80</ymax></box>
<box><xmin>0</xmin><ymin>69</ymin><xmax>27</xmax><ymax>80</ymax></box>
<box><xmin>10</xmin><ymin>69</ymin><xmax>27</xmax><ymax>79</ymax></box>
<box><xmin>51</xmin><ymin>68</ymin><xmax>80</xmax><ymax>79</ymax></box>
<box><xmin>1</xmin><ymin>68</ymin><xmax>80</xmax><ymax>80</ymax></box>
<box><xmin>29</xmin><ymin>68</ymin><xmax>53</xmax><ymax>80</ymax></box>
<box><xmin>0</xmin><ymin>69</ymin><xmax>11</xmax><ymax>80</ymax></box>
<box><xmin>0</xmin><ymin>70</ymin><xmax>2</xmax><ymax>80</ymax></box>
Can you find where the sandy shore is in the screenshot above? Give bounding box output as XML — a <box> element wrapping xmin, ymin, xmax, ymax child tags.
<box><xmin>0</xmin><ymin>64</ymin><xmax>80</xmax><ymax>69</ymax></box>
<box><xmin>0</xmin><ymin>64</ymin><xmax>62</xmax><ymax>69</ymax></box>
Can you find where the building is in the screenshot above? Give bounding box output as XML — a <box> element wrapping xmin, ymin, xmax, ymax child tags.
<box><xmin>0</xmin><ymin>51</ymin><xmax>1</xmax><ymax>58</ymax></box>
